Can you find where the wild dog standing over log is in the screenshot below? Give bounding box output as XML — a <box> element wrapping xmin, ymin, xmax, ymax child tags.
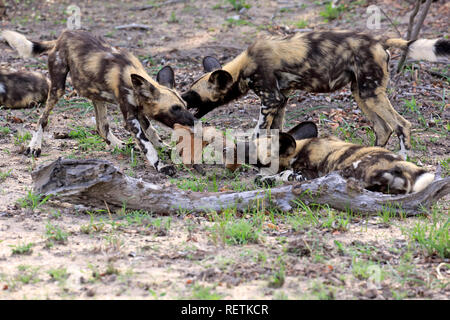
<box><xmin>253</xmin><ymin>121</ymin><xmax>435</xmax><ymax>195</ymax></box>
<box><xmin>2</xmin><ymin>30</ymin><xmax>195</xmax><ymax>175</ymax></box>
<box><xmin>0</xmin><ymin>70</ymin><xmax>49</xmax><ymax>108</ymax></box>
<box><xmin>182</xmin><ymin>31</ymin><xmax>450</xmax><ymax>158</ymax></box>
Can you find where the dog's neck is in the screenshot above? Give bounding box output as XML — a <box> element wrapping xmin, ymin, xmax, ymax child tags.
<box><xmin>218</xmin><ymin>51</ymin><xmax>254</xmax><ymax>102</ymax></box>
<box><xmin>222</xmin><ymin>51</ymin><xmax>252</xmax><ymax>82</ymax></box>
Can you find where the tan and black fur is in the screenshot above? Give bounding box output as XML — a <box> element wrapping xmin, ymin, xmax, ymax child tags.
<box><xmin>2</xmin><ymin>29</ymin><xmax>195</xmax><ymax>175</ymax></box>
<box><xmin>182</xmin><ymin>31</ymin><xmax>450</xmax><ymax>156</ymax></box>
<box><xmin>0</xmin><ymin>70</ymin><xmax>49</xmax><ymax>109</ymax></box>
<box><xmin>257</xmin><ymin>122</ymin><xmax>435</xmax><ymax>195</ymax></box>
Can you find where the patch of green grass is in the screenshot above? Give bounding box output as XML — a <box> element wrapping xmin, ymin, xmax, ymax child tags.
<box><xmin>407</xmin><ymin>213</ymin><xmax>449</xmax><ymax>259</ymax></box>
<box><xmin>226</xmin><ymin>17</ymin><xmax>253</xmax><ymax>26</ymax></box>
<box><xmin>80</xmin><ymin>212</ymin><xmax>106</xmax><ymax>234</ymax></box>
<box><xmin>189</xmin><ymin>284</ymin><xmax>222</xmax><ymax>300</ymax></box>
<box><xmin>171</xmin><ymin>173</ymin><xmax>219</xmax><ymax>192</ymax></box>
<box><xmin>16</xmin><ymin>265</ymin><xmax>40</xmax><ymax>285</ymax></box>
<box><xmin>208</xmin><ymin>208</ymin><xmax>262</xmax><ymax>246</ymax></box>
<box><xmin>439</xmin><ymin>158</ymin><xmax>449</xmax><ymax>177</ymax></box>
<box><xmin>47</xmin><ymin>267</ymin><xmax>70</xmax><ymax>284</ymax></box>
<box><xmin>352</xmin><ymin>258</ymin><xmax>385</xmax><ymax>282</ymax></box>
<box><xmin>226</xmin><ymin>0</ymin><xmax>251</xmax><ymax>11</ymax></box>
<box><xmin>13</xmin><ymin>131</ymin><xmax>32</xmax><ymax>146</ymax></box>
<box><xmin>69</xmin><ymin>126</ymin><xmax>106</xmax><ymax>151</ymax></box>
<box><xmin>0</xmin><ymin>169</ymin><xmax>12</xmax><ymax>182</ymax></box>
<box><xmin>320</xmin><ymin>208</ymin><xmax>350</xmax><ymax>231</ymax></box>
<box><xmin>117</xmin><ymin>210</ymin><xmax>172</xmax><ymax>235</ymax></box>
<box><xmin>10</xmin><ymin>242</ymin><xmax>34</xmax><ymax>255</ymax></box>
<box><xmin>0</xmin><ymin>126</ymin><xmax>10</xmax><ymax>137</ymax></box>
<box><xmin>293</xmin><ymin>19</ymin><xmax>308</xmax><ymax>28</ymax></box>
<box><xmin>268</xmin><ymin>256</ymin><xmax>286</xmax><ymax>288</ymax></box>
<box><xmin>45</xmin><ymin>222</ymin><xmax>69</xmax><ymax>246</ymax></box>
<box><xmin>168</xmin><ymin>11</ymin><xmax>179</xmax><ymax>23</ymax></box>
<box><xmin>16</xmin><ymin>190</ymin><xmax>51</xmax><ymax>211</ymax></box>
<box><xmin>223</xmin><ymin>218</ymin><xmax>260</xmax><ymax>245</ymax></box>
<box><xmin>308</xmin><ymin>281</ymin><xmax>336</xmax><ymax>300</ymax></box>
<box><xmin>403</xmin><ymin>97</ymin><xmax>427</xmax><ymax>128</ymax></box>
<box><xmin>319</xmin><ymin>1</ymin><xmax>344</xmax><ymax>22</ymax></box>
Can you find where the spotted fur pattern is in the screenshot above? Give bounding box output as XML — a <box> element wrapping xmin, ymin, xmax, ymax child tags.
<box><xmin>0</xmin><ymin>70</ymin><xmax>49</xmax><ymax>109</ymax></box>
<box><xmin>183</xmin><ymin>31</ymin><xmax>449</xmax><ymax>154</ymax></box>
<box><xmin>3</xmin><ymin>30</ymin><xmax>195</xmax><ymax>175</ymax></box>
<box><xmin>258</xmin><ymin>122</ymin><xmax>435</xmax><ymax>194</ymax></box>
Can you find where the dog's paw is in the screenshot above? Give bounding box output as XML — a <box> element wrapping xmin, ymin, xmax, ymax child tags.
<box><xmin>254</xmin><ymin>175</ymin><xmax>276</xmax><ymax>188</ymax></box>
<box><xmin>159</xmin><ymin>164</ymin><xmax>176</xmax><ymax>176</ymax></box>
<box><xmin>25</xmin><ymin>146</ymin><xmax>41</xmax><ymax>157</ymax></box>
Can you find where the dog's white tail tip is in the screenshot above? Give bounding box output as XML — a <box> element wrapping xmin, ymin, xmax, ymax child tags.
<box><xmin>412</xmin><ymin>172</ymin><xmax>435</xmax><ymax>193</ymax></box>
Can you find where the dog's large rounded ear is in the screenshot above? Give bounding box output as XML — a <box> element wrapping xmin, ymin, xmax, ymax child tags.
<box><xmin>156</xmin><ymin>66</ymin><xmax>175</xmax><ymax>89</ymax></box>
<box><xmin>209</xmin><ymin>70</ymin><xmax>233</xmax><ymax>91</ymax></box>
<box><xmin>287</xmin><ymin>121</ymin><xmax>318</xmax><ymax>140</ymax></box>
<box><xmin>203</xmin><ymin>56</ymin><xmax>222</xmax><ymax>72</ymax></box>
<box><xmin>131</xmin><ymin>74</ymin><xmax>159</xmax><ymax>99</ymax></box>
<box><xmin>279</xmin><ymin>132</ymin><xmax>296</xmax><ymax>158</ymax></box>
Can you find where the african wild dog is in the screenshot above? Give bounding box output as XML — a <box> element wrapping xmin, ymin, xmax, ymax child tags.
<box><xmin>2</xmin><ymin>30</ymin><xmax>195</xmax><ymax>175</ymax></box>
<box><xmin>0</xmin><ymin>70</ymin><xmax>49</xmax><ymax>108</ymax></box>
<box><xmin>182</xmin><ymin>31</ymin><xmax>450</xmax><ymax>158</ymax></box>
<box><xmin>252</xmin><ymin>121</ymin><xmax>435</xmax><ymax>194</ymax></box>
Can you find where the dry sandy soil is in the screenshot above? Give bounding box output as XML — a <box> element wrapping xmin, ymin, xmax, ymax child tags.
<box><xmin>0</xmin><ymin>0</ymin><xmax>448</xmax><ymax>300</ymax></box>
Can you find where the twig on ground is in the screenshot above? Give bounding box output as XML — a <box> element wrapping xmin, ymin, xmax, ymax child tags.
<box><xmin>115</xmin><ymin>23</ymin><xmax>152</xmax><ymax>31</ymax></box>
<box><xmin>130</xmin><ymin>0</ymin><xmax>188</xmax><ymax>11</ymax></box>
<box><xmin>379</xmin><ymin>7</ymin><xmax>402</xmax><ymax>37</ymax></box>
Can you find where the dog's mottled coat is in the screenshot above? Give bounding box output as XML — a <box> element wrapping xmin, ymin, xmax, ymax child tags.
<box><xmin>3</xmin><ymin>29</ymin><xmax>195</xmax><ymax>175</ymax></box>
<box><xmin>256</xmin><ymin>122</ymin><xmax>435</xmax><ymax>194</ymax></box>
<box><xmin>182</xmin><ymin>31</ymin><xmax>449</xmax><ymax>156</ymax></box>
<box><xmin>0</xmin><ymin>70</ymin><xmax>49</xmax><ymax>109</ymax></box>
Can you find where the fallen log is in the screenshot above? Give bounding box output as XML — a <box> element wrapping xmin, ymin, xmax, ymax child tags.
<box><xmin>32</xmin><ymin>159</ymin><xmax>450</xmax><ymax>216</ymax></box>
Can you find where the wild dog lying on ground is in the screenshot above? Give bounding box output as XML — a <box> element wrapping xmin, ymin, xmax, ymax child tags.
<box><xmin>2</xmin><ymin>30</ymin><xmax>195</xmax><ymax>175</ymax></box>
<box><xmin>182</xmin><ymin>31</ymin><xmax>450</xmax><ymax>158</ymax></box>
<box><xmin>253</xmin><ymin>121</ymin><xmax>435</xmax><ymax>194</ymax></box>
<box><xmin>0</xmin><ymin>70</ymin><xmax>49</xmax><ymax>108</ymax></box>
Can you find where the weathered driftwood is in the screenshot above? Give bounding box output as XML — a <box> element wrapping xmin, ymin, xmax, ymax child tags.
<box><xmin>32</xmin><ymin>159</ymin><xmax>450</xmax><ymax>216</ymax></box>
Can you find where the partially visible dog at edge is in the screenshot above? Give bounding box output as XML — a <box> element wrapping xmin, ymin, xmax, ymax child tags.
<box><xmin>2</xmin><ymin>29</ymin><xmax>196</xmax><ymax>175</ymax></box>
<box><xmin>0</xmin><ymin>69</ymin><xmax>49</xmax><ymax>109</ymax></box>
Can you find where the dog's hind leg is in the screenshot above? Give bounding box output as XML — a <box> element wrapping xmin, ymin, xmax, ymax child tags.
<box><xmin>26</xmin><ymin>50</ymin><xmax>68</xmax><ymax>157</ymax></box>
<box><xmin>93</xmin><ymin>100</ymin><xmax>125</xmax><ymax>149</ymax></box>
<box><xmin>351</xmin><ymin>84</ymin><xmax>411</xmax><ymax>158</ymax></box>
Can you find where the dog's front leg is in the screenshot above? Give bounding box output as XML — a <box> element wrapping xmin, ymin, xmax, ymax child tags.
<box><xmin>252</xmin><ymin>80</ymin><xmax>287</xmax><ymax>137</ymax></box>
<box><xmin>127</xmin><ymin>117</ymin><xmax>176</xmax><ymax>176</ymax></box>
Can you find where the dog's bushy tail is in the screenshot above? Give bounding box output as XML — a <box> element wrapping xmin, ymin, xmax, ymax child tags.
<box><xmin>384</xmin><ymin>37</ymin><xmax>450</xmax><ymax>62</ymax></box>
<box><xmin>2</xmin><ymin>30</ymin><xmax>56</xmax><ymax>58</ymax></box>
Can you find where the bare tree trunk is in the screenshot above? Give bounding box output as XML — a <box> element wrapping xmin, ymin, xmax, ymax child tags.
<box><xmin>397</xmin><ymin>0</ymin><xmax>433</xmax><ymax>72</ymax></box>
<box><xmin>32</xmin><ymin>159</ymin><xmax>450</xmax><ymax>216</ymax></box>
<box><xmin>0</xmin><ymin>0</ymin><xmax>6</xmax><ymax>18</ymax></box>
